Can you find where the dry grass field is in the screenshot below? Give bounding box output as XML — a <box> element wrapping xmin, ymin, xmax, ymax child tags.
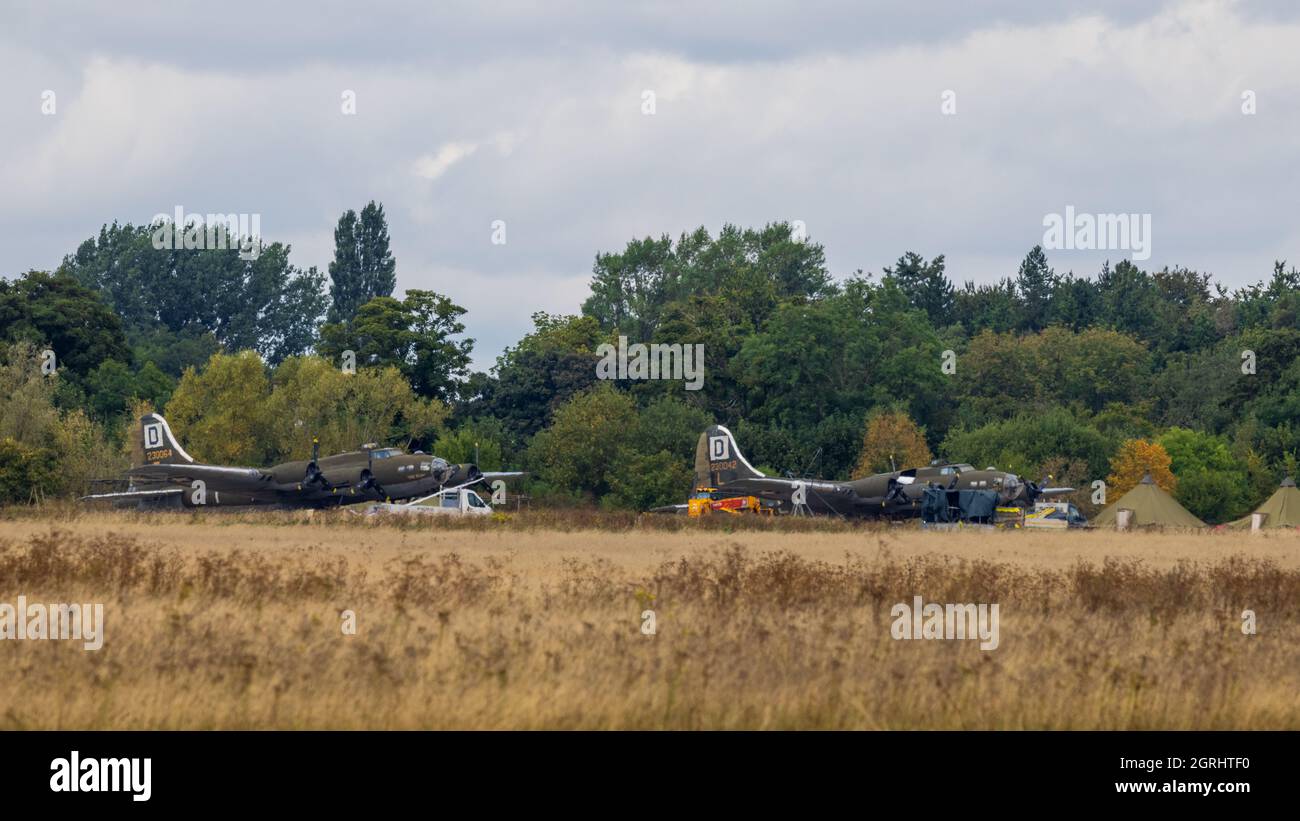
<box><xmin>1</xmin><ymin>506</ymin><xmax>1298</xmax><ymax>729</ymax></box>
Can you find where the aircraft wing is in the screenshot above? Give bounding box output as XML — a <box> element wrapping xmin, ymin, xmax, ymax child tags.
<box><xmin>79</xmin><ymin>487</ymin><xmax>185</xmax><ymax>502</ymax></box>
<box><xmin>436</xmin><ymin>471</ymin><xmax>526</xmax><ymax>493</ymax></box>
<box><xmin>402</xmin><ymin>471</ymin><xmax>528</xmax><ymax>505</ymax></box>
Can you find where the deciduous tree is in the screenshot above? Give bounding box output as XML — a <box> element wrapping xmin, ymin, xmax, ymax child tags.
<box><xmin>1106</xmin><ymin>439</ymin><xmax>1176</xmax><ymax>496</ymax></box>
<box><xmin>853</xmin><ymin>410</ymin><xmax>932</xmax><ymax>476</ymax></box>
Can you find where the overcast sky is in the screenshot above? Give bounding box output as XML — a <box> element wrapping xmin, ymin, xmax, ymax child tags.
<box><xmin>3</xmin><ymin>0</ymin><xmax>1299</xmax><ymax>369</ymax></box>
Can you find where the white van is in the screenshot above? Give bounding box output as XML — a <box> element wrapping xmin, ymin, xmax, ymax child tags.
<box><xmin>358</xmin><ymin>487</ymin><xmax>493</xmax><ymax>517</ymax></box>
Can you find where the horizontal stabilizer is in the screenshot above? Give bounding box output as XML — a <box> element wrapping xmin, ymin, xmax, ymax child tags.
<box><xmin>79</xmin><ymin>488</ymin><xmax>184</xmax><ymax>502</ymax></box>
<box><xmin>128</xmin><ymin>463</ymin><xmax>263</xmax><ymax>481</ymax></box>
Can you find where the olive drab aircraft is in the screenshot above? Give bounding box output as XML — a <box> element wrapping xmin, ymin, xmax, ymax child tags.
<box><xmin>80</xmin><ymin>413</ymin><xmax>522</xmax><ymax>509</ymax></box>
<box><xmin>682</xmin><ymin>424</ymin><xmax>1072</xmax><ymax>518</ymax></box>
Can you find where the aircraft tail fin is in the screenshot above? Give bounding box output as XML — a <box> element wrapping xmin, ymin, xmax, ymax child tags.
<box><xmin>694</xmin><ymin>424</ymin><xmax>764</xmax><ymax>490</ymax></box>
<box><xmin>140</xmin><ymin>413</ymin><xmax>196</xmax><ymax>465</ymax></box>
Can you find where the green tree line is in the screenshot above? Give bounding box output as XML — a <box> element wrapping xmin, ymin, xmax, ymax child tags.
<box><xmin>3</xmin><ymin>210</ymin><xmax>1298</xmax><ymax>521</ymax></box>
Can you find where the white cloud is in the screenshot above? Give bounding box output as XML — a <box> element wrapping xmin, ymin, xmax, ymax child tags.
<box><xmin>412</xmin><ymin>141</ymin><xmax>480</xmax><ymax>180</ymax></box>
<box><xmin>3</xmin><ymin>0</ymin><xmax>1300</xmax><ymax>366</ymax></box>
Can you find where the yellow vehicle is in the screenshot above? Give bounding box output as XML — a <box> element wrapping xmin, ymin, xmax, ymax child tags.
<box><xmin>687</xmin><ymin>490</ymin><xmax>776</xmax><ymax>517</ymax></box>
<box><xmin>997</xmin><ymin>501</ymin><xmax>1088</xmax><ymax>529</ymax></box>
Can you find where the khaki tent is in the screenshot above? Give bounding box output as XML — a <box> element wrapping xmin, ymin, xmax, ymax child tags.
<box><xmin>1092</xmin><ymin>474</ymin><xmax>1205</xmax><ymax>528</ymax></box>
<box><xmin>1228</xmin><ymin>477</ymin><xmax>1300</xmax><ymax>529</ymax></box>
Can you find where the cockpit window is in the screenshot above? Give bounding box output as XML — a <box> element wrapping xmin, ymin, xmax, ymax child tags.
<box><xmin>371</xmin><ymin>448</ymin><xmax>398</xmax><ymax>459</ymax></box>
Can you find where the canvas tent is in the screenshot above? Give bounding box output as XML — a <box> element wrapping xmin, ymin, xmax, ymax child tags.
<box><xmin>1092</xmin><ymin>473</ymin><xmax>1205</xmax><ymax>528</ymax></box>
<box><xmin>1228</xmin><ymin>476</ymin><xmax>1300</xmax><ymax>529</ymax></box>
<box><xmin>921</xmin><ymin>487</ymin><xmax>999</xmax><ymax>524</ymax></box>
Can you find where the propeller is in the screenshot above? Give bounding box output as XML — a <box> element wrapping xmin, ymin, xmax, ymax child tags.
<box><xmin>885</xmin><ymin>481</ymin><xmax>907</xmax><ymax>504</ymax></box>
<box><xmin>358</xmin><ymin>448</ymin><xmax>386</xmax><ymax>499</ymax></box>
<box><xmin>302</xmin><ymin>437</ymin><xmax>332</xmax><ymax>490</ymax></box>
<box><xmin>1024</xmin><ymin>479</ymin><xmax>1040</xmax><ymax>502</ymax></box>
<box><xmin>884</xmin><ymin>477</ymin><xmax>913</xmax><ymax>505</ymax></box>
<box><xmin>1024</xmin><ymin>474</ymin><xmax>1068</xmax><ymax>504</ymax></box>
